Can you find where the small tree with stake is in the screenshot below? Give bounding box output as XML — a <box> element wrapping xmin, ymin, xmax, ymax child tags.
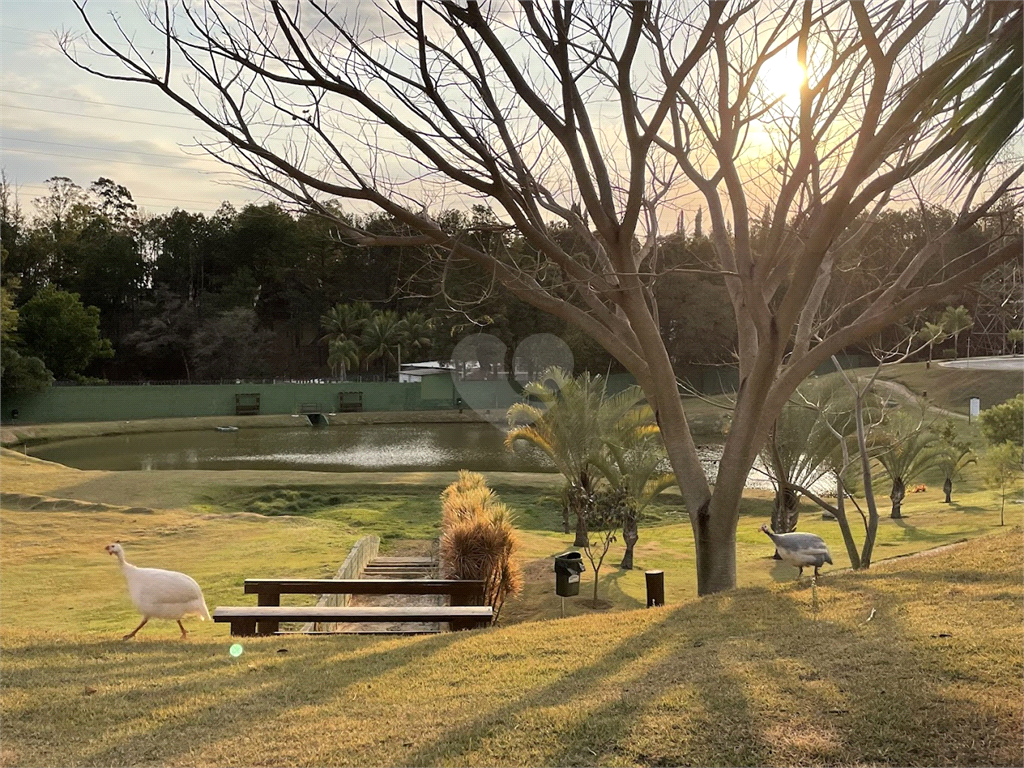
<box><xmin>982</xmin><ymin>443</ymin><xmax>1023</xmax><ymax>527</ymax></box>
<box><xmin>576</xmin><ymin>485</ymin><xmax>629</xmax><ymax>605</ymax></box>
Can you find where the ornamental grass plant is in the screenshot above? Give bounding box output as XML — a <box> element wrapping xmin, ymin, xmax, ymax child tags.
<box><xmin>439</xmin><ymin>472</ymin><xmax>524</xmax><ymax>622</ymax></box>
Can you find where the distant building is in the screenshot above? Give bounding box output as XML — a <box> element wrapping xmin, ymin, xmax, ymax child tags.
<box><xmin>398</xmin><ymin>361</ymin><xmax>455</xmax><ymax>383</ymax></box>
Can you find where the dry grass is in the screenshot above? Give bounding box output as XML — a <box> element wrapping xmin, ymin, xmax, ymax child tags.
<box><xmin>1</xmin><ymin>527</ymin><xmax>1020</xmax><ymax>767</ymax></box>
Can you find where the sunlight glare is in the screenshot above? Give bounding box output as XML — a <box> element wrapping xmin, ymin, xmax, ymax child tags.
<box><xmin>761</xmin><ymin>53</ymin><xmax>807</xmax><ymax>104</ymax></box>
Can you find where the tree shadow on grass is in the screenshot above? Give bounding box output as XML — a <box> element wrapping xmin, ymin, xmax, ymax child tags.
<box><xmin>0</xmin><ymin>631</ymin><xmax>459</xmax><ymax>767</ymax></box>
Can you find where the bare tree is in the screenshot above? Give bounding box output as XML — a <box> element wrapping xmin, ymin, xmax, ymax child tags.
<box><xmin>66</xmin><ymin>1</ymin><xmax>1023</xmax><ymax>595</ymax></box>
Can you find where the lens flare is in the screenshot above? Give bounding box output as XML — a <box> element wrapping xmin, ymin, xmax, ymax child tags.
<box><xmin>229</xmin><ymin>643</ymin><xmax>244</xmax><ymax>657</ymax></box>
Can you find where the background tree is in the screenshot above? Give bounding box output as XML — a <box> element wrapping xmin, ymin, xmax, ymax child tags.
<box><xmin>940</xmin><ymin>306</ymin><xmax>974</xmax><ymax>359</ymax></box>
<box><xmin>917</xmin><ymin>322</ymin><xmax>948</xmax><ymax>369</ymax></box>
<box><xmin>506</xmin><ymin>369</ymin><xmax>647</xmax><ymax>548</ymax></box>
<box><xmin>17</xmin><ymin>286</ymin><xmax>113</xmax><ymax>380</ymax></box>
<box><xmin>874</xmin><ymin>413</ymin><xmax>942</xmax><ymax>520</ymax></box>
<box><xmin>935</xmin><ymin>422</ymin><xmax>976</xmax><ymax>505</ymax></box>
<box><xmin>327</xmin><ymin>338</ymin><xmax>360</xmax><ymax>381</ymax></box>
<box><xmin>978</xmin><ymin>394</ymin><xmax>1024</xmax><ymax>447</ymax></box>
<box><xmin>982</xmin><ymin>442</ymin><xmax>1023</xmax><ymax>527</ymax></box>
<box><xmin>593</xmin><ymin>408</ymin><xmax>675</xmax><ymax>570</ymax></box>
<box><xmin>760</xmin><ymin>376</ymin><xmax>847</xmax><ymax>540</ymax></box>
<box><xmin>0</xmin><ymin>281</ymin><xmax>52</xmax><ymax>395</ymax></box>
<box><xmin>123</xmin><ymin>290</ymin><xmax>199</xmax><ymax>382</ymax></box>
<box><xmin>70</xmin><ymin>0</ymin><xmax>1024</xmax><ymax>595</ymax></box>
<box><xmin>361</xmin><ymin>310</ymin><xmax>405</xmax><ymax>380</ymax></box>
<box><xmin>190</xmin><ymin>308</ymin><xmax>274</xmax><ymax>381</ymax></box>
<box><xmin>1007</xmin><ymin>328</ymin><xmax>1023</xmax><ymax>354</ymax></box>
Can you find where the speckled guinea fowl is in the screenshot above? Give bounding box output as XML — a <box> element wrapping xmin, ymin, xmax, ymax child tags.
<box><xmin>760</xmin><ymin>524</ymin><xmax>833</xmax><ymax>578</ymax></box>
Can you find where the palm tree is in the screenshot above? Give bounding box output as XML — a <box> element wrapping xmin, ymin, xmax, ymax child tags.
<box><xmin>917</xmin><ymin>321</ymin><xmax>947</xmax><ymax>368</ymax></box>
<box><xmin>595</xmin><ymin>409</ymin><xmax>676</xmax><ymax>569</ymax></box>
<box><xmin>320</xmin><ymin>301</ymin><xmax>370</xmax><ymax>343</ymax></box>
<box><xmin>940</xmin><ymin>305</ymin><xmax>973</xmax><ymax>360</ymax></box>
<box><xmin>506</xmin><ymin>368</ymin><xmax>646</xmax><ymax>547</ymax></box>
<box><xmin>874</xmin><ymin>415</ymin><xmax>943</xmax><ymax>519</ymax></box>
<box><xmin>758</xmin><ymin>377</ymin><xmax>850</xmax><ymax>558</ymax></box>
<box><xmin>1007</xmin><ymin>328</ymin><xmax>1023</xmax><ymax>355</ymax></box>
<box><xmin>935</xmin><ymin>422</ymin><xmax>975</xmax><ymax>504</ymax></box>
<box><xmin>327</xmin><ymin>338</ymin><xmax>360</xmax><ymax>381</ymax></box>
<box><xmin>401</xmin><ymin>311</ymin><xmax>434</xmax><ymax>358</ymax></box>
<box><xmin>361</xmin><ymin>310</ymin><xmax>405</xmax><ymax>380</ymax></box>
<box><xmin>927</xmin><ymin>4</ymin><xmax>1022</xmax><ymax>177</ymax></box>
<box><xmin>320</xmin><ymin>302</ymin><xmax>371</xmax><ymax>378</ymax></box>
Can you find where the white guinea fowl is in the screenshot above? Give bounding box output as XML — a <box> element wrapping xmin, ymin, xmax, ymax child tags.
<box><xmin>760</xmin><ymin>524</ymin><xmax>833</xmax><ymax>579</ymax></box>
<box><xmin>106</xmin><ymin>542</ymin><xmax>210</xmax><ymax>640</ymax></box>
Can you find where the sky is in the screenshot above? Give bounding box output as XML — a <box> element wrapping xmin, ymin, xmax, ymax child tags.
<box><xmin>1</xmin><ymin>0</ymin><xmax>267</xmax><ymax>220</ymax></box>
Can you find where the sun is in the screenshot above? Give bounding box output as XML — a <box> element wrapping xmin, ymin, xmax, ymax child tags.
<box><xmin>760</xmin><ymin>52</ymin><xmax>807</xmax><ymax>104</ymax></box>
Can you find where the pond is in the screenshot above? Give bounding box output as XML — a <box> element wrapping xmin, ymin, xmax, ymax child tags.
<box><xmin>30</xmin><ymin>422</ymin><xmax>557</xmax><ymax>474</ymax></box>
<box><xmin>29</xmin><ymin>421</ymin><xmax>836</xmax><ymax>494</ymax></box>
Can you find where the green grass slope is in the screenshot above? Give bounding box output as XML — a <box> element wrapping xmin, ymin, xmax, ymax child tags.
<box><xmin>1</xmin><ymin>530</ymin><xmax>1020</xmax><ymax>767</ymax></box>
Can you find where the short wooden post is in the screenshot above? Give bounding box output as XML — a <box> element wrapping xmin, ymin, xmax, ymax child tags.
<box><xmin>257</xmin><ymin>591</ymin><xmax>280</xmax><ymax>635</ymax></box>
<box><xmin>645</xmin><ymin>570</ymin><xmax>665</xmax><ymax>608</ymax></box>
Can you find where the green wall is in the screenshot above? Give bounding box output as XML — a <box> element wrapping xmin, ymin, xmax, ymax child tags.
<box><xmin>1</xmin><ymin>371</ymin><xmax>650</xmax><ymax>425</ymax></box>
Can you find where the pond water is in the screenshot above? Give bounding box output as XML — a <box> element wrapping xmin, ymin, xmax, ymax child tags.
<box><xmin>30</xmin><ymin>421</ymin><xmax>836</xmax><ymax>494</ymax></box>
<box><xmin>31</xmin><ymin>422</ymin><xmax>556</xmax><ymax>474</ymax></box>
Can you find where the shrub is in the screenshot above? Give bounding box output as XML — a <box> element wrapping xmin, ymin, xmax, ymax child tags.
<box><xmin>438</xmin><ymin>473</ymin><xmax>523</xmax><ymax>622</ymax></box>
<box><xmin>978</xmin><ymin>394</ymin><xmax>1023</xmax><ymax>447</ymax></box>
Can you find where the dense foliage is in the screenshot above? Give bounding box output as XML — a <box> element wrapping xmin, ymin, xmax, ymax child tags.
<box><xmin>1</xmin><ymin>175</ymin><xmax>1017</xmax><ymax>395</ymax></box>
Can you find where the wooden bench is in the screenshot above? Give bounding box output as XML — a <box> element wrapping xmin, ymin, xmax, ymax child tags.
<box><xmin>214</xmin><ymin>578</ymin><xmax>489</xmax><ymax>636</ymax></box>
<box><xmin>338</xmin><ymin>391</ymin><xmax>363</xmax><ymax>412</ymax></box>
<box><xmin>235</xmin><ymin>393</ymin><xmax>260</xmax><ymax>415</ymax></box>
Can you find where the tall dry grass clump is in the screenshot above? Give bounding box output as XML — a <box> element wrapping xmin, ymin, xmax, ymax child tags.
<box><xmin>439</xmin><ymin>472</ymin><xmax>523</xmax><ymax>622</ymax></box>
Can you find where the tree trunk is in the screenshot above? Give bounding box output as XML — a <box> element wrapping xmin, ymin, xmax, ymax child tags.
<box><xmin>943</xmin><ymin>476</ymin><xmax>952</xmax><ymax>504</ymax></box>
<box><xmin>620</xmin><ymin>511</ymin><xmax>638</xmax><ymax>570</ymax></box>
<box><xmin>693</xmin><ymin>499</ymin><xmax>737</xmax><ymax>595</ymax></box>
<box><xmin>890</xmin><ymin>476</ymin><xmax>906</xmax><ymax>519</ymax></box>
<box><xmin>561</xmin><ymin>503</ymin><xmax>571</xmax><ymax>534</ymax></box>
<box><xmin>573</xmin><ymin>512</ymin><xmax>589</xmax><ymax>549</ymax></box>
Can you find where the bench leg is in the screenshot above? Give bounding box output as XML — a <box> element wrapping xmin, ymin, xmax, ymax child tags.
<box><xmin>257</xmin><ymin>592</ymin><xmax>280</xmax><ymax>636</ymax></box>
<box><xmin>231</xmin><ymin>618</ymin><xmax>258</xmax><ymax>637</ymax></box>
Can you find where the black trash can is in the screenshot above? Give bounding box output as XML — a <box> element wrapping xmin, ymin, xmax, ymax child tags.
<box><xmin>554</xmin><ymin>551</ymin><xmax>585</xmax><ymax>597</ymax></box>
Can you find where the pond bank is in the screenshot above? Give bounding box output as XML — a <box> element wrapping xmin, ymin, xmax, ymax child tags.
<box><xmin>0</xmin><ymin>409</ymin><xmax>494</xmax><ymax>448</ymax></box>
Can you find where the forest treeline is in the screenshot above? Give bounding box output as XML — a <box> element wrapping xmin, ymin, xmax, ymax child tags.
<box><xmin>0</xmin><ymin>174</ymin><xmax>1013</xmax><ymax>394</ymax></box>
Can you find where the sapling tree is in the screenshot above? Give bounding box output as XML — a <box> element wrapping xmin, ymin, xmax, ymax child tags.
<box><xmin>578</xmin><ymin>485</ymin><xmax>628</xmax><ymax>604</ymax></box>
<box><xmin>982</xmin><ymin>442</ymin><xmax>1024</xmax><ymax>527</ymax></box>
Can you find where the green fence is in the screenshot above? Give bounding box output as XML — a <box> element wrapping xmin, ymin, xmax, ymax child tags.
<box><xmin>0</xmin><ymin>370</ymin><xmax>674</xmax><ymax>425</ymax></box>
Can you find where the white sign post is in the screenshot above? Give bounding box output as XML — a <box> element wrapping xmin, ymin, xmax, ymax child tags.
<box><xmin>969</xmin><ymin>397</ymin><xmax>981</xmax><ymax>423</ymax></box>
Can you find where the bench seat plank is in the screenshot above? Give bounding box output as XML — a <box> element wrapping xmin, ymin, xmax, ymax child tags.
<box><xmin>243</xmin><ymin>579</ymin><xmax>485</xmax><ymax>597</ymax></box>
<box><xmin>215</xmin><ymin>605</ymin><xmax>491</xmax><ymax>622</ymax></box>
<box><xmin>214</xmin><ymin>605</ymin><xmax>492</xmax><ymax>636</ymax></box>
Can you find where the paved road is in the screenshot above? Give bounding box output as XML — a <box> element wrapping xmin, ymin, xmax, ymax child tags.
<box><xmin>939</xmin><ymin>355</ymin><xmax>1024</xmax><ymax>371</ymax></box>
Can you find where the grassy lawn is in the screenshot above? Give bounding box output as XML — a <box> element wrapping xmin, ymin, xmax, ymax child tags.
<box><xmin>873</xmin><ymin>360</ymin><xmax>1022</xmax><ymax>416</ymax></box>
<box><xmin>1</xmin><ymin>520</ymin><xmax>1020</xmax><ymax>766</ymax></box>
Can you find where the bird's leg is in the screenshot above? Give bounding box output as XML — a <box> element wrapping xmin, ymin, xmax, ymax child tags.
<box><xmin>123</xmin><ymin>617</ymin><xmax>148</xmax><ymax>641</ymax></box>
<box><xmin>814</xmin><ymin>565</ymin><xmax>821</xmax><ymax>578</ymax></box>
<box><xmin>177</xmin><ymin>620</ymin><xmax>189</xmax><ymax>639</ymax></box>
<box><xmin>797</xmin><ymin>566</ymin><xmax>804</xmax><ymax>579</ymax></box>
